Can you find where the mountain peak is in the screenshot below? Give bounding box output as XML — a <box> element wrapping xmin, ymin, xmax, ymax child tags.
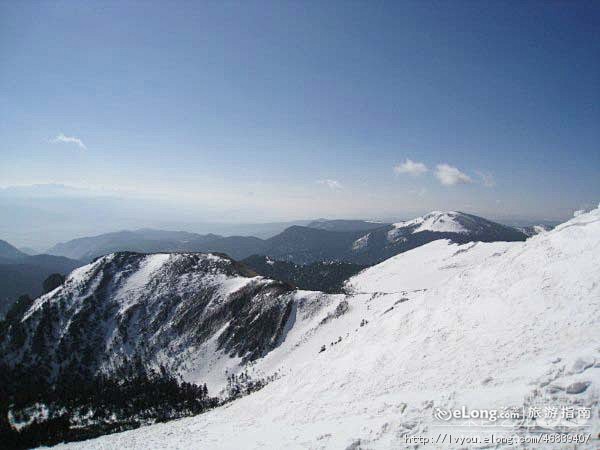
<box><xmin>392</xmin><ymin>210</ymin><xmax>471</xmax><ymax>234</ymax></box>
<box><xmin>0</xmin><ymin>239</ymin><xmax>27</xmax><ymax>260</ymax></box>
<box><xmin>383</xmin><ymin>211</ymin><xmax>527</xmax><ymax>248</ymax></box>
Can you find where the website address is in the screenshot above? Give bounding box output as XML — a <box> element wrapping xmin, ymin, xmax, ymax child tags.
<box><xmin>404</xmin><ymin>433</ymin><xmax>592</xmax><ymax>446</ymax></box>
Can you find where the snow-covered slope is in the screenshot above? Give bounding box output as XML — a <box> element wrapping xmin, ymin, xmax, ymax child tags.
<box><xmin>519</xmin><ymin>224</ymin><xmax>554</xmax><ymax>237</ymax></box>
<box><xmin>57</xmin><ymin>206</ymin><xmax>600</xmax><ymax>449</ymax></box>
<box><xmin>1</xmin><ymin>252</ymin><xmax>297</xmax><ymax>391</ymax></box>
<box><xmin>346</xmin><ymin>239</ymin><xmax>514</xmax><ymax>294</ymax></box>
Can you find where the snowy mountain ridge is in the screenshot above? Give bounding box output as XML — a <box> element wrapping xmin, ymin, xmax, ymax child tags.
<box><xmin>350</xmin><ymin>210</ymin><xmax>527</xmax><ymax>265</ymax></box>
<box><xmin>45</xmin><ymin>212</ymin><xmax>528</xmax><ymax>267</ymax></box>
<box><xmin>2</xmin><ymin>252</ymin><xmax>300</xmax><ymax>390</ymax></box>
<box><xmin>48</xmin><ymin>205</ymin><xmax>600</xmax><ymax>449</ymax></box>
<box><xmin>391</xmin><ymin>210</ymin><xmax>470</xmax><ymax>234</ymax></box>
<box><xmin>385</xmin><ymin>210</ymin><xmax>523</xmax><ymax>242</ymax></box>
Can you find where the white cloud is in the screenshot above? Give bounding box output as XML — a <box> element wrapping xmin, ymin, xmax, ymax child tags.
<box><xmin>476</xmin><ymin>170</ymin><xmax>496</xmax><ymax>187</ymax></box>
<box><xmin>435</xmin><ymin>164</ymin><xmax>472</xmax><ymax>186</ymax></box>
<box><xmin>317</xmin><ymin>179</ymin><xmax>343</xmax><ymax>190</ymax></box>
<box><xmin>51</xmin><ymin>133</ymin><xmax>87</xmax><ymax>150</ymax></box>
<box><xmin>394</xmin><ymin>159</ymin><xmax>428</xmax><ymax>176</ymax></box>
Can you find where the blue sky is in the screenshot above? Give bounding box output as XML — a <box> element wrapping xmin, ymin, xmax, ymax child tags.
<box><xmin>1</xmin><ymin>0</ymin><xmax>599</xmax><ymax>225</ymax></box>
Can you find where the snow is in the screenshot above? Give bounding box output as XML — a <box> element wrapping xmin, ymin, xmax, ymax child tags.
<box><xmin>55</xmin><ymin>207</ymin><xmax>600</xmax><ymax>449</ymax></box>
<box><xmin>391</xmin><ymin>211</ymin><xmax>469</xmax><ymax>235</ymax></box>
<box><xmin>346</xmin><ymin>239</ymin><xmax>513</xmax><ymax>293</ymax></box>
<box><xmin>179</xmin><ymin>322</ymin><xmax>244</xmax><ymax>393</ymax></box>
<box><xmin>351</xmin><ymin>233</ymin><xmax>370</xmax><ymax>251</ymax></box>
<box><xmin>116</xmin><ymin>253</ymin><xmax>171</xmax><ymax>313</ymax></box>
<box><xmin>203</xmin><ymin>275</ymin><xmax>259</xmax><ymax>312</ymax></box>
<box><xmin>9</xmin><ymin>403</ymin><xmax>50</xmax><ymax>431</ymax></box>
<box><xmin>15</xmin><ymin>251</ymin><xmax>274</xmax><ymax>392</ymax></box>
<box><xmin>22</xmin><ymin>254</ymin><xmax>114</xmax><ymax>321</ymax></box>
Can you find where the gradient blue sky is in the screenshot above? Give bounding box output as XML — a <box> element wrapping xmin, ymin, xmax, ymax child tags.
<box><xmin>1</xmin><ymin>0</ymin><xmax>599</xmax><ymax>224</ymax></box>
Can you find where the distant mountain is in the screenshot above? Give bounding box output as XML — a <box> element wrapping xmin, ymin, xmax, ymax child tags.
<box><xmin>195</xmin><ymin>220</ymin><xmax>312</xmax><ymax>239</ymax></box>
<box><xmin>306</xmin><ymin>219</ymin><xmax>390</xmax><ymax>232</ymax></box>
<box><xmin>263</xmin><ymin>226</ymin><xmax>366</xmax><ymax>264</ymax></box>
<box><xmin>0</xmin><ymin>239</ymin><xmax>83</xmax><ymax>317</ymax></box>
<box><xmin>262</xmin><ymin>211</ymin><xmax>527</xmax><ymax>265</ymax></box>
<box><xmin>241</xmin><ymin>255</ymin><xmax>364</xmax><ymax>293</ymax></box>
<box><xmin>47</xmin><ymin>226</ymin><xmax>366</xmax><ymax>264</ymax></box>
<box><xmin>47</xmin><ymin>229</ymin><xmax>222</xmax><ymax>262</ymax></box>
<box><xmin>198</xmin><ymin>235</ymin><xmax>268</xmax><ymax>260</ymax></box>
<box><xmin>347</xmin><ymin>211</ymin><xmax>528</xmax><ymax>265</ymax></box>
<box><xmin>0</xmin><ymin>239</ymin><xmax>27</xmax><ymax>261</ymax></box>
<box><xmin>45</xmin><ymin>212</ymin><xmax>528</xmax><ymax>266</ymax></box>
<box><xmin>18</xmin><ymin>246</ymin><xmax>39</xmax><ymax>256</ymax></box>
<box><xmin>49</xmin><ymin>226</ymin><xmax>368</xmax><ymax>264</ymax></box>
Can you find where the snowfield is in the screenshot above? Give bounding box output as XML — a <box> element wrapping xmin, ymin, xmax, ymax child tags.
<box><xmin>56</xmin><ymin>207</ymin><xmax>600</xmax><ymax>449</ymax></box>
<box><xmin>345</xmin><ymin>239</ymin><xmax>514</xmax><ymax>294</ymax></box>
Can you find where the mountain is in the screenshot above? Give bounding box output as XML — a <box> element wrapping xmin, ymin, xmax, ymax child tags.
<box><xmin>48</xmin><ymin>226</ymin><xmax>359</xmax><ymax>265</ymax></box>
<box><xmin>346</xmin><ymin>210</ymin><xmax>528</xmax><ymax>264</ymax></box>
<box><xmin>0</xmin><ymin>251</ymin><xmax>297</xmax><ymax>387</ymax></box>
<box><xmin>45</xmin><ymin>212</ymin><xmax>528</xmax><ymax>266</ymax></box>
<box><xmin>195</xmin><ymin>220</ymin><xmax>312</xmax><ymax>239</ymax></box>
<box><xmin>264</xmin><ymin>211</ymin><xmax>527</xmax><ymax>265</ymax></box>
<box><xmin>306</xmin><ymin>219</ymin><xmax>390</xmax><ymax>232</ymax></box>
<box><xmin>0</xmin><ymin>239</ymin><xmax>83</xmax><ymax>318</ymax></box>
<box><xmin>241</xmin><ymin>255</ymin><xmax>364</xmax><ymax>293</ymax></box>
<box><xmin>263</xmin><ymin>225</ymin><xmax>366</xmax><ymax>264</ymax></box>
<box><xmin>269</xmin><ymin>210</ymin><xmax>527</xmax><ymax>265</ymax></box>
<box><xmin>198</xmin><ymin>235</ymin><xmax>268</xmax><ymax>260</ymax></box>
<box><xmin>26</xmin><ymin>205</ymin><xmax>599</xmax><ymax>449</ymax></box>
<box><xmin>47</xmin><ymin>229</ymin><xmax>222</xmax><ymax>262</ymax></box>
<box><xmin>0</xmin><ymin>240</ymin><xmax>27</xmax><ymax>261</ymax></box>
<box><xmin>17</xmin><ymin>247</ymin><xmax>38</xmax><ymax>256</ymax></box>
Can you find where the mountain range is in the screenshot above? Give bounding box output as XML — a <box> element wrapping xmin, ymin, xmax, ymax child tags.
<box><xmin>1</xmin><ymin>206</ymin><xmax>598</xmax><ymax>448</ymax></box>
<box><xmin>0</xmin><ymin>211</ymin><xmax>530</xmax><ymax>321</ymax></box>
<box><xmin>47</xmin><ymin>212</ymin><xmax>528</xmax><ymax>265</ymax></box>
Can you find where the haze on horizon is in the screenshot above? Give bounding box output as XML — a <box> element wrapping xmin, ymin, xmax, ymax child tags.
<box><xmin>1</xmin><ymin>1</ymin><xmax>599</xmax><ymax>249</ymax></box>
